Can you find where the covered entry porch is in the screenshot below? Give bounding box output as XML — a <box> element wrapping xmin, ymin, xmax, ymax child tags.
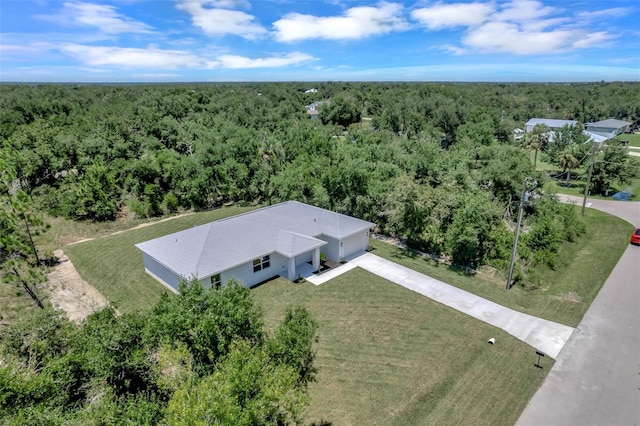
<box><xmin>275</xmin><ymin>230</ymin><xmax>325</xmax><ymax>282</ymax></box>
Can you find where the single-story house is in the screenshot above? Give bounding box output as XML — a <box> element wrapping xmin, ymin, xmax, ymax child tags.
<box><xmin>525</xmin><ymin>118</ymin><xmax>609</xmax><ymax>145</ymax></box>
<box><xmin>525</xmin><ymin>118</ymin><xmax>578</xmax><ymax>132</ymax></box>
<box><xmin>546</xmin><ymin>129</ymin><xmax>609</xmax><ymax>145</ymax></box>
<box><xmin>305</xmin><ymin>101</ymin><xmax>326</xmax><ymax>120</ymax></box>
<box><xmin>585</xmin><ymin>119</ymin><xmax>632</xmax><ymax>139</ymax></box>
<box><xmin>135</xmin><ymin>201</ymin><xmax>375</xmax><ymax>293</ymax></box>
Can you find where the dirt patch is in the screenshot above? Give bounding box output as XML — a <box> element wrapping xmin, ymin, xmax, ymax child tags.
<box><xmin>47</xmin><ymin>212</ymin><xmax>194</xmax><ymax>321</ymax></box>
<box><xmin>552</xmin><ymin>291</ymin><xmax>582</xmax><ymax>303</ymax></box>
<box><xmin>109</xmin><ymin>212</ymin><xmax>194</xmax><ymax>236</ymax></box>
<box><xmin>44</xmin><ymin>249</ymin><xmax>111</xmax><ymax>323</ymax></box>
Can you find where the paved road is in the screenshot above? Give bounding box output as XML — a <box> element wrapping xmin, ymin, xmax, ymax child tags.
<box><xmin>348</xmin><ymin>253</ymin><xmax>574</xmax><ymax>359</ymax></box>
<box><xmin>557</xmin><ymin>194</ymin><xmax>640</xmax><ymax>227</ymax></box>
<box><xmin>517</xmin><ymin>195</ymin><xmax>640</xmax><ymax>426</ymax></box>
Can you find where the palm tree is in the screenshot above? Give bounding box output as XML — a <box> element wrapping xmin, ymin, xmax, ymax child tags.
<box><xmin>530</xmin><ymin>123</ymin><xmax>550</xmax><ymax>168</ymax></box>
<box><xmin>559</xmin><ymin>150</ymin><xmax>579</xmax><ymax>186</ymax></box>
<box><xmin>522</xmin><ymin>123</ymin><xmax>550</xmax><ymax>168</ymax></box>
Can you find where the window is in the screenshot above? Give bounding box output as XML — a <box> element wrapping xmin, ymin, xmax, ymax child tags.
<box><xmin>253</xmin><ymin>255</ymin><xmax>270</xmax><ymax>273</ymax></box>
<box><xmin>210</xmin><ymin>274</ymin><xmax>221</xmax><ymax>289</ymax></box>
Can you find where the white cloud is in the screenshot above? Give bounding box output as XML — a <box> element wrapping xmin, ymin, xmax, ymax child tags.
<box><xmin>492</xmin><ymin>0</ymin><xmax>555</xmax><ymax>23</ymax></box>
<box><xmin>577</xmin><ymin>7</ymin><xmax>632</xmax><ymax>19</ymax></box>
<box><xmin>60</xmin><ymin>44</ymin><xmax>205</xmax><ymax>68</ymax></box>
<box><xmin>463</xmin><ymin>21</ymin><xmax>571</xmax><ymax>54</ymax></box>
<box><xmin>413</xmin><ymin>0</ymin><xmax>619</xmax><ymax>56</ymax></box>
<box><xmin>39</xmin><ymin>2</ymin><xmax>153</xmax><ymax>34</ymax></box>
<box><xmin>210</xmin><ymin>52</ymin><xmax>315</xmax><ymax>68</ymax></box>
<box><xmin>58</xmin><ymin>43</ymin><xmax>314</xmax><ymax>70</ymax></box>
<box><xmin>176</xmin><ymin>0</ymin><xmax>267</xmax><ymax>39</ymax></box>
<box><xmin>411</xmin><ymin>2</ymin><xmax>495</xmax><ymax>30</ymax></box>
<box><xmin>431</xmin><ymin>44</ymin><xmax>468</xmax><ymax>55</ymax></box>
<box><xmin>571</xmin><ymin>31</ymin><xmax>615</xmax><ymax>49</ymax></box>
<box><xmin>273</xmin><ymin>2</ymin><xmax>408</xmax><ymax>42</ymax></box>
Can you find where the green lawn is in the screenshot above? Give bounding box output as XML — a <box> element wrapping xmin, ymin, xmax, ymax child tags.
<box><xmin>369</xmin><ymin>205</ymin><xmax>632</xmax><ymax>327</ymax></box>
<box><xmin>614</xmin><ymin>133</ymin><xmax>640</xmax><ymax>148</ymax></box>
<box><xmin>253</xmin><ymin>269</ymin><xmax>550</xmax><ymax>426</ymax></box>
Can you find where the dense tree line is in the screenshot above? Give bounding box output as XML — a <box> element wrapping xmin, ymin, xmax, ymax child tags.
<box><xmin>0</xmin><ymin>279</ymin><xmax>317</xmax><ymax>424</ymax></box>
<box><xmin>1</xmin><ymin>82</ymin><xmax>638</xmax><ymax>280</ymax></box>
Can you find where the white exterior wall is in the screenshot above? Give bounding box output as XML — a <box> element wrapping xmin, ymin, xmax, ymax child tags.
<box><xmin>143</xmin><ymin>253</ymin><xmax>182</xmax><ymax>293</ymax></box>
<box><xmin>341</xmin><ymin>230</ymin><xmax>370</xmax><ymax>259</ymax></box>
<box><xmin>317</xmin><ymin>235</ymin><xmax>340</xmax><ymax>262</ymax></box>
<box><xmin>202</xmin><ymin>252</ymin><xmax>288</xmax><ymax>288</ymax></box>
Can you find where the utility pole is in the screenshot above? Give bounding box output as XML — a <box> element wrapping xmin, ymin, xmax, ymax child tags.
<box><xmin>581</xmin><ymin>142</ymin><xmax>598</xmax><ymax>216</ymax></box>
<box><xmin>506</xmin><ymin>177</ymin><xmax>532</xmax><ymax>290</ymax></box>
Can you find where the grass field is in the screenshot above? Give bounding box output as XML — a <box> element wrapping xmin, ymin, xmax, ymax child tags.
<box><xmin>253</xmin><ymin>269</ymin><xmax>550</xmax><ymax>426</ymax></box>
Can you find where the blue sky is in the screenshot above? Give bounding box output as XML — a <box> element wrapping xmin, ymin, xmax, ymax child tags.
<box><xmin>1</xmin><ymin>0</ymin><xmax>638</xmax><ymax>82</ymax></box>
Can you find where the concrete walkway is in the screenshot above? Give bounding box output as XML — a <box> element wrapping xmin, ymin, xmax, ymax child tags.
<box><xmin>345</xmin><ymin>253</ymin><xmax>574</xmax><ymax>359</ymax></box>
<box><xmin>301</xmin><ymin>261</ymin><xmax>359</xmax><ymax>286</ymax></box>
<box><xmin>517</xmin><ymin>194</ymin><xmax>640</xmax><ymax>426</ymax></box>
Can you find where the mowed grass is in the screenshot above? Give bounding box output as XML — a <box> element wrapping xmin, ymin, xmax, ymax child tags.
<box><xmin>64</xmin><ymin>205</ymin><xmax>258</xmax><ymax>313</ymax></box>
<box><xmin>369</xmin><ymin>205</ymin><xmax>632</xmax><ymax>327</ymax></box>
<box><xmin>253</xmin><ymin>269</ymin><xmax>550</xmax><ymax>426</ymax></box>
<box><xmin>614</xmin><ymin>133</ymin><xmax>640</xmax><ymax>147</ymax></box>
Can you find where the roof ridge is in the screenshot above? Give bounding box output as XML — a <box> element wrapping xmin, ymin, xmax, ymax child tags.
<box><xmin>195</xmin><ymin>223</ymin><xmax>215</xmax><ymax>277</ymax></box>
<box><xmin>280</xmin><ymin>228</ymin><xmax>325</xmax><ymax>242</ymax></box>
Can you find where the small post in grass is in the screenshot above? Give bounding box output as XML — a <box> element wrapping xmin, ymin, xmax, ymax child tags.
<box><xmin>534</xmin><ymin>350</ymin><xmax>545</xmax><ymax>368</ymax></box>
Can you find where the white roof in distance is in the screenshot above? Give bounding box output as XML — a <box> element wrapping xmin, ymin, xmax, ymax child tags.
<box><xmin>136</xmin><ymin>201</ymin><xmax>374</xmax><ymax>279</ymax></box>
<box><xmin>526</xmin><ymin>118</ymin><xmax>578</xmax><ymax>128</ymax></box>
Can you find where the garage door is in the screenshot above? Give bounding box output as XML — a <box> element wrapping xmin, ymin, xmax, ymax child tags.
<box><xmin>341</xmin><ymin>231</ymin><xmax>369</xmax><ymax>259</ymax></box>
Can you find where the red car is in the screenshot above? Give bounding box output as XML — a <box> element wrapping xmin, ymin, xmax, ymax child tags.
<box><xmin>631</xmin><ymin>228</ymin><xmax>640</xmax><ymax>245</ymax></box>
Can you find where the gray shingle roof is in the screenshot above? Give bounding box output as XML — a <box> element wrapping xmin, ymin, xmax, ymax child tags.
<box><xmin>136</xmin><ymin>201</ymin><xmax>374</xmax><ymax>279</ymax></box>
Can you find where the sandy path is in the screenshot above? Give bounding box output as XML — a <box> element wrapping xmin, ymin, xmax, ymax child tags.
<box><xmin>45</xmin><ymin>212</ymin><xmax>194</xmax><ymax>321</ymax></box>
<box><xmin>44</xmin><ymin>249</ymin><xmax>110</xmax><ymax>323</ymax></box>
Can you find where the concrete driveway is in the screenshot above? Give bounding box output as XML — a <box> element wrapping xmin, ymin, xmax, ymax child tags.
<box><xmin>349</xmin><ymin>253</ymin><xmax>574</xmax><ymax>359</ymax></box>
<box><xmin>517</xmin><ymin>195</ymin><xmax>640</xmax><ymax>426</ymax></box>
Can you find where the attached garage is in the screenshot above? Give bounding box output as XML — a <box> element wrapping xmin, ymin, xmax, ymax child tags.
<box><xmin>340</xmin><ymin>230</ymin><xmax>370</xmax><ymax>260</ymax></box>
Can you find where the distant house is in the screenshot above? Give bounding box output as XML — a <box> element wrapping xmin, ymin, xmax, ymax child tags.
<box><xmin>524</xmin><ymin>118</ymin><xmax>609</xmax><ymax>145</ymax></box>
<box><xmin>304</xmin><ymin>88</ymin><xmax>318</xmax><ymax>93</ymax></box>
<box><xmin>525</xmin><ymin>118</ymin><xmax>578</xmax><ymax>132</ymax></box>
<box><xmin>136</xmin><ymin>201</ymin><xmax>374</xmax><ymax>293</ymax></box>
<box><xmin>585</xmin><ymin>119</ymin><xmax>632</xmax><ymax>139</ymax></box>
<box><xmin>305</xmin><ymin>101</ymin><xmax>326</xmax><ymax>120</ymax></box>
<box><xmin>514</xmin><ymin>128</ymin><xmax>525</xmax><ymax>140</ymax></box>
